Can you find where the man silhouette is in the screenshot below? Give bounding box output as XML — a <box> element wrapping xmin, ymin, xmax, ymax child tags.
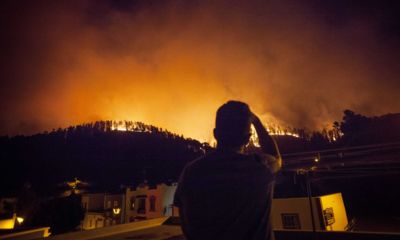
<box><xmin>174</xmin><ymin>101</ymin><xmax>282</xmax><ymax>240</ymax></box>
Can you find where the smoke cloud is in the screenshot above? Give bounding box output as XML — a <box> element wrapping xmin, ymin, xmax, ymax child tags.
<box><xmin>1</xmin><ymin>0</ymin><xmax>399</xmax><ymax>141</ymax></box>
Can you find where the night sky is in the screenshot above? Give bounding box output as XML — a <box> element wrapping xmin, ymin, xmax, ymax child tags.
<box><xmin>1</xmin><ymin>0</ymin><xmax>399</xmax><ymax>141</ymax></box>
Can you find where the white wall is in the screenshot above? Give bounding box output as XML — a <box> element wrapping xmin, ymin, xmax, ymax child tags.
<box><xmin>82</xmin><ymin>213</ymin><xmax>105</xmax><ymax>230</ymax></box>
<box><xmin>82</xmin><ymin>193</ymin><xmax>104</xmax><ymax>211</ymax></box>
<box><xmin>319</xmin><ymin>193</ymin><xmax>348</xmax><ymax>231</ymax></box>
<box><xmin>271</xmin><ymin>197</ymin><xmax>322</xmax><ymax>230</ymax></box>
<box><xmin>271</xmin><ymin>193</ymin><xmax>348</xmax><ymax>231</ymax></box>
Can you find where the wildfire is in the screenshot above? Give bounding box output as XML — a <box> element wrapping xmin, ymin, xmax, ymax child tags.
<box><xmin>110</xmin><ymin>120</ymin><xmax>300</xmax><ymax>137</ymax></box>
<box><xmin>267</xmin><ymin>129</ymin><xmax>300</xmax><ymax>138</ymax></box>
<box><xmin>249</xmin><ymin>125</ymin><xmax>300</xmax><ymax>147</ymax></box>
<box><xmin>109</xmin><ymin>121</ymin><xmax>152</xmax><ymax>133</ymax></box>
<box><xmin>111</xmin><ymin>124</ymin><xmax>127</xmax><ymax>131</ymax></box>
<box><xmin>109</xmin><ymin>120</ymin><xmax>301</xmax><ymax>147</ymax></box>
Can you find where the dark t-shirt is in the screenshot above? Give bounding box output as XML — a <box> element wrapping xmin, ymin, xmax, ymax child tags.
<box><xmin>174</xmin><ymin>149</ymin><xmax>277</xmax><ymax>240</ymax></box>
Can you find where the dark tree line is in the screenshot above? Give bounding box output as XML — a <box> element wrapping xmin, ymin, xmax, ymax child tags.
<box><xmin>0</xmin><ymin>121</ymin><xmax>211</xmax><ymax>198</ymax></box>
<box><xmin>271</xmin><ymin>110</ymin><xmax>400</xmax><ymax>153</ymax></box>
<box><xmin>338</xmin><ymin>110</ymin><xmax>400</xmax><ymax>146</ymax></box>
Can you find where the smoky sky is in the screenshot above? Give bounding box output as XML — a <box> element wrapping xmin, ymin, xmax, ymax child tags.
<box><xmin>1</xmin><ymin>0</ymin><xmax>399</xmax><ymax>141</ymax></box>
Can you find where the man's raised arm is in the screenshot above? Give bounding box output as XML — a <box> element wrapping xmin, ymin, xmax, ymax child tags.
<box><xmin>251</xmin><ymin>112</ymin><xmax>282</xmax><ymax>173</ymax></box>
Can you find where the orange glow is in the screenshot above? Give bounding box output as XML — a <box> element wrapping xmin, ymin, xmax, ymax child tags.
<box><xmin>0</xmin><ymin>214</ymin><xmax>15</xmax><ymax>229</ymax></box>
<box><xmin>2</xmin><ymin>2</ymin><xmax>399</xmax><ymax>140</ymax></box>
<box><xmin>319</xmin><ymin>193</ymin><xmax>348</xmax><ymax>231</ymax></box>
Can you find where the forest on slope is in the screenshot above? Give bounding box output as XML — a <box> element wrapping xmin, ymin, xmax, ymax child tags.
<box><xmin>0</xmin><ymin>111</ymin><xmax>399</xmax><ymax>197</ymax></box>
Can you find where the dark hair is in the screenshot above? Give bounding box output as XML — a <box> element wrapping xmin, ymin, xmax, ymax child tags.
<box><xmin>214</xmin><ymin>101</ymin><xmax>251</xmax><ymax>148</ymax></box>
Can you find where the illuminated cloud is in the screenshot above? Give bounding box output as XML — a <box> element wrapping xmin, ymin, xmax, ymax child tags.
<box><xmin>0</xmin><ymin>0</ymin><xmax>399</xmax><ymax>141</ymax></box>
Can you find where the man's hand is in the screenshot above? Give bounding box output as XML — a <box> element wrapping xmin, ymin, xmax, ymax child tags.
<box><xmin>249</xmin><ymin>112</ymin><xmax>261</xmax><ymax>126</ymax></box>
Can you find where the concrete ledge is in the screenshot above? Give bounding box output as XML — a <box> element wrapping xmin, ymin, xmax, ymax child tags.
<box><xmin>0</xmin><ymin>227</ymin><xmax>51</xmax><ymax>240</ymax></box>
<box><xmin>49</xmin><ymin>217</ymin><xmax>169</xmax><ymax>240</ymax></box>
<box><xmin>274</xmin><ymin>229</ymin><xmax>400</xmax><ymax>240</ymax></box>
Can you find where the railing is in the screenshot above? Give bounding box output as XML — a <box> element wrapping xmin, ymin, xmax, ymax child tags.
<box><xmin>279</xmin><ymin>141</ymin><xmax>400</xmax><ymax>181</ymax></box>
<box><xmin>281</xmin><ymin>141</ymin><xmax>400</xmax><ymax>169</ymax></box>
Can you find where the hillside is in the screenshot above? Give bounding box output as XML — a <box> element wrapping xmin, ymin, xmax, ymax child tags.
<box><xmin>0</xmin><ymin>121</ymin><xmax>209</xmax><ymax>196</ymax></box>
<box><xmin>1</xmin><ymin>111</ymin><xmax>399</xmax><ymax>197</ymax></box>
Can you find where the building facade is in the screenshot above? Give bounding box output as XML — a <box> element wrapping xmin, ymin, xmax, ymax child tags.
<box><xmin>271</xmin><ymin>193</ymin><xmax>348</xmax><ymax>231</ymax></box>
<box><xmin>125</xmin><ymin>183</ymin><xmax>177</xmax><ymax>222</ymax></box>
<box><xmin>104</xmin><ymin>193</ymin><xmax>125</xmax><ymax>226</ymax></box>
<box><xmin>81</xmin><ymin>192</ymin><xmax>126</xmax><ymax>230</ymax></box>
<box><xmin>81</xmin><ymin>183</ymin><xmax>177</xmax><ymax>230</ymax></box>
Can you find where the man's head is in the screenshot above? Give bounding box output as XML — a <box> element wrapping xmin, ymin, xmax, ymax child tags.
<box><xmin>214</xmin><ymin>101</ymin><xmax>252</xmax><ymax>149</ymax></box>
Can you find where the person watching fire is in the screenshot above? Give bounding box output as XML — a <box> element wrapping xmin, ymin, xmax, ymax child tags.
<box><xmin>174</xmin><ymin>100</ymin><xmax>282</xmax><ymax>240</ymax></box>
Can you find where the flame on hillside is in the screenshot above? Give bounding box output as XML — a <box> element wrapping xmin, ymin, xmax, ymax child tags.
<box><xmin>267</xmin><ymin>129</ymin><xmax>300</xmax><ymax>138</ymax></box>
<box><xmin>109</xmin><ymin>121</ymin><xmax>152</xmax><ymax>133</ymax></box>
<box><xmin>109</xmin><ymin>120</ymin><xmax>301</xmax><ymax>146</ymax></box>
<box><xmin>105</xmin><ymin>119</ymin><xmax>342</xmax><ymax>148</ymax></box>
<box><xmin>249</xmin><ymin>125</ymin><xmax>300</xmax><ymax>147</ymax></box>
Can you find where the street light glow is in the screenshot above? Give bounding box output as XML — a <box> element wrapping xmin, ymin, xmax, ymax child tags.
<box><xmin>16</xmin><ymin>217</ymin><xmax>24</xmax><ymax>224</ymax></box>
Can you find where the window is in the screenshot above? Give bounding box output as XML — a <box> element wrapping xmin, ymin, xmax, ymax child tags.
<box><xmin>113</xmin><ymin>208</ymin><xmax>121</xmax><ymax>215</ymax></box>
<box><xmin>130</xmin><ymin>197</ymin><xmax>136</xmax><ymax>210</ymax></box>
<box><xmin>323</xmin><ymin>207</ymin><xmax>335</xmax><ymax>226</ymax></box>
<box><xmin>107</xmin><ymin>201</ymin><xmax>111</xmax><ymax>209</ymax></box>
<box><xmin>113</xmin><ymin>200</ymin><xmax>118</xmax><ymax>207</ymax></box>
<box><xmin>149</xmin><ymin>196</ymin><xmax>156</xmax><ymax>212</ymax></box>
<box><xmin>137</xmin><ymin>198</ymin><xmax>146</xmax><ymax>214</ymax></box>
<box><xmin>281</xmin><ymin>213</ymin><xmax>301</xmax><ymax>229</ymax></box>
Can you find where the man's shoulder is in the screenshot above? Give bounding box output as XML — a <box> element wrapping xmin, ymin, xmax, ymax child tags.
<box><xmin>253</xmin><ymin>153</ymin><xmax>277</xmax><ymax>165</ymax></box>
<box><xmin>183</xmin><ymin>151</ymin><xmax>218</xmax><ymax>171</ymax></box>
<box><xmin>183</xmin><ymin>151</ymin><xmax>277</xmax><ymax>173</ymax></box>
<box><xmin>189</xmin><ymin>151</ymin><xmax>274</xmax><ymax>167</ymax></box>
<box><xmin>252</xmin><ymin>153</ymin><xmax>280</xmax><ymax>174</ymax></box>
